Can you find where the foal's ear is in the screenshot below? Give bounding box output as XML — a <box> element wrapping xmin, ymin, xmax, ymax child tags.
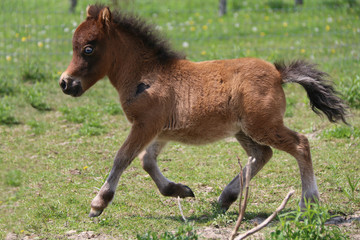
<box><xmin>99</xmin><ymin>7</ymin><xmax>112</xmax><ymax>28</ymax></box>
<box><xmin>86</xmin><ymin>5</ymin><xmax>96</xmax><ymax>18</ymax></box>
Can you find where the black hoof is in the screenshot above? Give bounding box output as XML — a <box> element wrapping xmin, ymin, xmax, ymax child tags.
<box><xmin>89</xmin><ymin>208</ymin><xmax>103</xmax><ymax>217</ymax></box>
<box><xmin>218</xmin><ymin>193</ymin><xmax>238</xmax><ymax>212</ymax></box>
<box><xmin>161</xmin><ymin>182</ymin><xmax>195</xmax><ymax>198</ymax></box>
<box><xmin>181</xmin><ymin>184</ymin><xmax>195</xmax><ymax>198</ymax></box>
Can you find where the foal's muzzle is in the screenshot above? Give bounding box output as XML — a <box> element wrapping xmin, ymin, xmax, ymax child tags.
<box><xmin>59</xmin><ymin>72</ymin><xmax>83</xmax><ymax>97</ymax></box>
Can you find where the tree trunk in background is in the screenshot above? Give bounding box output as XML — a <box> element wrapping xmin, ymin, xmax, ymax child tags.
<box><xmin>295</xmin><ymin>0</ymin><xmax>303</xmax><ymax>5</ymax></box>
<box><xmin>347</xmin><ymin>0</ymin><xmax>356</xmax><ymax>7</ymax></box>
<box><xmin>69</xmin><ymin>0</ymin><xmax>77</xmax><ymax>13</ymax></box>
<box><xmin>219</xmin><ymin>0</ymin><xmax>227</xmax><ymax>16</ymax></box>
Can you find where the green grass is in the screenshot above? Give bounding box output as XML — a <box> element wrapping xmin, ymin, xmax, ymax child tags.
<box><xmin>24</xmin><ymin>83</ymin><xmax>52</xmax><ymax>111</ymax></box>
<box><xmin>322</xmin><ymin>125</ymin><xmax>360</xmax><ymax>139</ymax></box>
<box><xmin>5</xmin><ymin>170</ymin><xmax>23</xmax><ymax>187</ymax></box>
<box><xmin>0</xmin><ymin>97</ymin><xmax>20</xmax><ymax>125</ymax></box>
<box><xmin>340</xmin><ymin>75</ymin><xmax>360</xmax><ymax>109</ymax></box>
<box><xmin>1</xmin><ymin>0</ymin><xmax>360</xmax><ymax>239</ymax></box>
<box><xmin>270</xmin><ymin>200</ymin><xmax>346</xmax><ymax>239</ymax></box>
<box><xmin>343</xmin><ymin>175</ymin><xmax>360</xmax><ymax>203</ymax></box>
<box><xmin>0</xmin><ymin>74</ymin><xmax>17</xmax><ymax>97</ymax></box>
<box><xmin>137</xmin><ymin>223</ymin><xmax>198</xmax><ymax>240</ymax></box>
<box><xmin>21</xmin><ymin>61</ymin><xmax>51</xmax><ymax>83</ymax></box>
<box><xmin>26</xmin><ymin>120</ymin><xmax>49</xmax><ymax>135</ymax></box>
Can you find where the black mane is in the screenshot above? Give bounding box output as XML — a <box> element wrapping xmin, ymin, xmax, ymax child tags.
<box><xmin>87</xmin><ymin>4</ymin><xmax>185</xmax><ymax>64</ymax></box>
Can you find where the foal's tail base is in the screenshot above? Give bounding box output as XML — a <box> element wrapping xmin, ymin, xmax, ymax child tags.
<box><xmin>275</xmin><ymin>60</ymin><xmax>348</xmax><ymax>124</ymax></box>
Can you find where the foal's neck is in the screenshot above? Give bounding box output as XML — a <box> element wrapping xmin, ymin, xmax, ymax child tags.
<box><xmin>108</xmin><ymin>34</ymin><xmax>145</xmax><ymax>82</ymax></box>
<box><xmin>107</xmin><ymin>30</ymin><xmax>163</xmax><ymax>102</ymax></box>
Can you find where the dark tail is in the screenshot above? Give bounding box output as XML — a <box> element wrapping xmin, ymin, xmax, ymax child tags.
<box><xmin>274</xmin><ymin>60</ymin><xmax>348</xmax><ymax>124</ymax></box>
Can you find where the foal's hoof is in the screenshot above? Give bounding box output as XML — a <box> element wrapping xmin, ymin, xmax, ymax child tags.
<box><xmin>162</xmin><ymin>182</ymin><xmax>195</xmax><ymax>198</ymax></box>
<box><xmin>217</xmin><ymin>190</ymin><xmax>241</xmax><ymax>212</ymax></box>
<box><xmin>217</xmin><ymin>201</ymin><xmax>231</xmax><ymax>213</ymax></box>
<box><xmin>89</xmin><ymin>208</ymin><xmax>103</xmax><ymax>218</ymax></box>
<box><xmin>181</xmin><ymin>184</ymin><xmax>195</xmax><ymax>198</ymax></box>
<box><xmin>299</xmin><ymin>192</ymin><xmax>320</xmax><ymax>210</ymax></box>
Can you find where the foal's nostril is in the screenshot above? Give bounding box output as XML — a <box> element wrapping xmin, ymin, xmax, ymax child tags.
<box><xmin>60</xmin><ymin>80</ymin><xmax>67</xmax><ymax>91</ymax></box>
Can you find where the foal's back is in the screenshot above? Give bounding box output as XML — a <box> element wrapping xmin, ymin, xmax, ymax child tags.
<box><xmin>157</xmin><ymin>58</ymin><xmax>284</xmax><ymax>144</ymax></box>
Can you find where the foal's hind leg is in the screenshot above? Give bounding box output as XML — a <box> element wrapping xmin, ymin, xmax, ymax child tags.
<box><xmin>139</xmin><ymin>141</ymin><xmax>195</xmax><ymax>198</ymax></box>
<box><xmin>218</xmin><ymin>132</ymin><xmax>273</xmax><ymax>211</ymax></box>
<box><xmin>263</xmin><ymin>126</ymin><xmax>320</xmax><ymax>208</ymax></box>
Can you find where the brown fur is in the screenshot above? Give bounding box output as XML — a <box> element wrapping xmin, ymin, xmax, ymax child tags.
<box><xmin>59</xmin><ymin>5</ymin><xmax>347</xmax><ymax>217</ymax></box>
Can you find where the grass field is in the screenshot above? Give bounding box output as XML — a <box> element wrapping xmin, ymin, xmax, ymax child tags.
<box><xmin>1</xmin><ymin>0</ymin><xmax>359</xmax><ymax>239</ymax></box>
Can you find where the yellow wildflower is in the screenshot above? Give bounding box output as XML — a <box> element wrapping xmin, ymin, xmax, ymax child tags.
<box><xmin>260</xmin><ymin>32</ymin><xmax>266</xmax><ymax>37</ymax></box>
<box><xmin>331</xmin><ymin>49</ymin><xmax>336</xmax><ymax>54</ymax></box>
<box><xmin>21</xmin><ymin>37</ymin><xmax>27</xmax><ymax>42</ymax></box>
<box><xmin>283</xmin><ymin>22</ymin><xmax>288</xmax><ymax>27</ymax></box>
<box><xmin>201</xmin><ymin>51</ymin><xmax>206</xmax><ymax>55</ymax></box>
<box><xmin>301</xmin><ymin>49</ymin><xmax>306</xmax><ymax>53</ymax></box>
<box><xmin>325</xmin><ymin>25</ymin><xmax>330</xmax><ymax>31</ymax></box>
<box><xmin>202</xmin><ymin>25</ymin><xmax>208</xmax><ymax>31</ymax></box>
<box><xmin>37</xmin><ymin>42</ymin><xmax>44</xmax><ymax>48</ymax></box>
<box><xmin>83</xmin><ymin>166</ymin><xmax>88</xmax><ymax>170</ymax></box>
<box><xmin>190</xmin><ymin>26</ymin><xmax>196</xmax><ymax>31</ymax></box>
<box><xmin>6</xmin><ymin>56</ymin><xmax>12</xmax><ymax>61</ymax></box>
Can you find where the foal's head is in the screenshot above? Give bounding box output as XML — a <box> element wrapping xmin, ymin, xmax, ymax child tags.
<box><xmin>59</xmin><ymin>5</ymin><xmax>113</xmax><ymax>97</ymax></box>
<box><xmin>60</xmin><ymin>5</ymin><xmax>184</xmax><ymax>97</ymax></box>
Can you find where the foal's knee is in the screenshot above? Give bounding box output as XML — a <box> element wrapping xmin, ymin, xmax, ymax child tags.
<box><xmin>299</xmin><ymin>134</ymin><xmax>310</xmax><ymax>151</ymax></box>
<box><xmin>293</xmin><ymin>134</ymin><xmax>312</xmax><ymax>165</ymax></box>
<box><xmin>250</xmin><ymin>146</ymin><xmax>273</xmax><ymax>176</ymax></box>
<box><xmin>139</xmin><ymin>151</ymin><xmax>154</xmax><ymax>172</ymax></box>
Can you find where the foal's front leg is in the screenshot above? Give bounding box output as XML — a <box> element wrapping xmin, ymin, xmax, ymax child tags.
<box><xmin>89</xmin><ymin>124</ymin><xmax>158</xmax><ymax>217</ymax></box>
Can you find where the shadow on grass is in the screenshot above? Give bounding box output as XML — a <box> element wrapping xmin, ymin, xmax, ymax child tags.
<box><xmin>137</xmin><ymin>200</ymin><xmax>297</xmax><ymax>226</ymax></box>
<box><xmin>115</xmin><ymin>208</ymin><xmax>279</xmax><ymax>225</ymax></box>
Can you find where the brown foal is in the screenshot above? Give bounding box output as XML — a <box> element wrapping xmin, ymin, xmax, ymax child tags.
<box><xmin>59</xmin><ymin>5</ymin><xmax>348</xmax><ymax>217</ymax></box>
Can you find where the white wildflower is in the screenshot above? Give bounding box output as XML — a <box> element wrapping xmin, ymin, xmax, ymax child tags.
<box><xmin>182</xmin><ymin>42</ymin><xmax>189</xmax><ymax>48</ymax></box>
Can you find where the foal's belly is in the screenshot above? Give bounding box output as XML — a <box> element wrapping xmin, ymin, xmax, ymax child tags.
<box><xmin>158</xmin><ymin>121</ymin><xmax>241</xmax><ymax>145</ymax></box>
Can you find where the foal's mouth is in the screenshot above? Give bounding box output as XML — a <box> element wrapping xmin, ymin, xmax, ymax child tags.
<box><xmin>59</xmin><ymin>74</ymin><xmax>84</xmax><ymax>97</ymax></box>
<box><xmin>68</xmin><ymin>84</ymin><xmax>83</xmax><ymax>97</ymax></box>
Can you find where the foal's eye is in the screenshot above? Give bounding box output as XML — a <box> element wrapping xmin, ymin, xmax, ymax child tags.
<box><xmin>83</xmin><ymin>46</ymin><xmax>94</xmax><ymax>55</ymax></box>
